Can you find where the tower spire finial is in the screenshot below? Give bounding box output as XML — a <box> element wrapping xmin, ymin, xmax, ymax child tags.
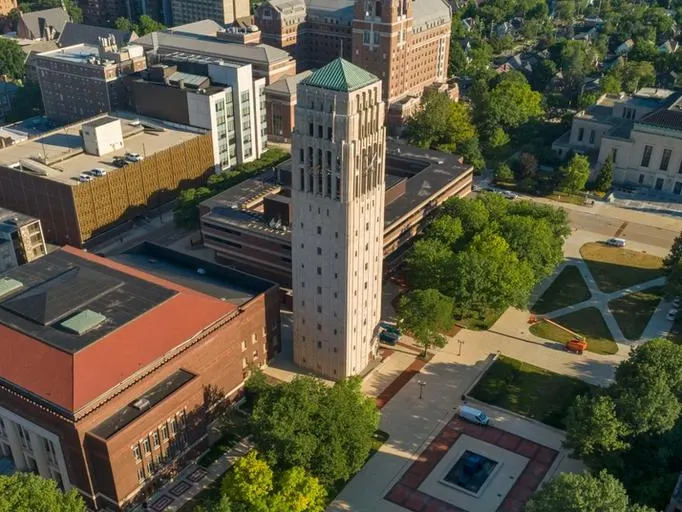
<box><xmin>339</xmin><ymin>43</ymin><xmax>343</xmax><ymax>60</ymax></box>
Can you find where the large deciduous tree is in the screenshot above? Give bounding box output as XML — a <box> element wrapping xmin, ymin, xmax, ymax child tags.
<box><xmin>0</xmin><ymin>39</ymin><xmax>26</xmax><ymax>81</ymax></box>
<box><xmin>487</xmin><ymin>71</ymin><xmax>544</xmax><ymax>130</ymax></box>
<box><xmin>525</xmin><ymin>470</ymin><xmax>654</xmax><ymax>512</ymax></box>
<box><xmin>406</xmin><ymin>92</ymin><xmax>476</xmax><ymax>153</ymax></box>
<box><xmin>398</xmin><ymin>289</ymin><xmax>453</xmax><ymax>357</ymax></box>
<box><xmin>560</xmin><ymin>154</ymin><xmax>591</xmax><ymax>194</ymax></box>
<box><xmin>0</xmin><ymin>473</ymin><xmax>86</xmax><ymax>512</ymax></box>
<box><xmin>250</xmin><ymin>377</ymin><xmax>378</xmax><ymax>487</ymax></box>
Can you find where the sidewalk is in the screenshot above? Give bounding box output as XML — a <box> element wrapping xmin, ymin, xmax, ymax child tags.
<box><xmin>138</xmin><ymin>438</ymin><xmax>252</xmax><ymax>512</ymax></box>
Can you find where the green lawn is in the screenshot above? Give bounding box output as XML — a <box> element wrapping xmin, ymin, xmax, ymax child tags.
<box><xmin>470</xmin><ymin>355</ymin><xmax>593</xmax><ymax>429</ymax></box>
<box><xmin>580</xmin><ymin>242</ymin><xmax>664</xmax><ymax>293</ymax></box>
<box><xmin>456</xmin><ymin>308</ymin><xmax>505</xmax><ymax>330</ymax></box>
<box><xmin>545</xmin><ymin>191</ymin><xmax>589</xmax><ymax>206</ymax></box>
<box><xmin>529</xmin><ymin>308</ymin><xmax>618</xmax><ymax>355</ymax></box>
<box><xmin>608</xmin><ymin>286</ymin><xmax>664</xmax><ymax>341</ymax></box>
<box><xmin>532</xmin><ymin>265</ymin><xmax>592</xmax><ymax>314</ymax></box>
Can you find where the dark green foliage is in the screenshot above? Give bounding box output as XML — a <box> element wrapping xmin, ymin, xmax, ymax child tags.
<box><xmin>5</xmin><ymin>81</ymin><xmax>43</xmax><ymax>122</ymax></box>
<box><xmin>398</xmin><ymin>289</ymin><xmax>453</xmax><ymax>356</ymax></box>
<box><xmin>173</xmin><ymin>149</ymin><xmax>289</xmax><ymax>227</ymax></box>
<box><xmin>594</xmin><ymin>156</ymin><xmax>614</xmax><ymax>193</ymax></box>
<box><xmin>0</xmin><ymin>473</ymin><xmax>87</xmax><ymax>512</ymax></box>
<box><xmin>250</xmin><ymin>377</ymin><xmax>379</xmax><ymax>488</ymax></box>
<box><xmin>0</xmin><ymin>39</ymin><xmax>26</xmax><ymax>81</ymax></box>
<box><xmin>115</xmin><ymin>14</ymin><xmax>165</xmax><ymax>35</ymax></box>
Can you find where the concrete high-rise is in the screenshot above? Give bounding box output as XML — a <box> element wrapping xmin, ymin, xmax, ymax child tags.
<box><xmin>291</xmin><ymin>58</ymin><xmax>385</xmax><ymax>379</ymax></box>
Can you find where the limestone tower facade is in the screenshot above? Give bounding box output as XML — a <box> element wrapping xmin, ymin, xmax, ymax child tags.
<box><xmin>291</xmin><ymin>58</ymin><xmax>386</xmax><ymax>379</ymax></box>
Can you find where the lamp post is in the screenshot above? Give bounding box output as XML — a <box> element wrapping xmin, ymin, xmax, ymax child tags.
<box><xmin>417</xmin><ymin>379</ymin><xmax>426</xmax><ymax>400</ymax></box>
<box><xmin>458</xmin><ymin>339</ymin><xmax>464</xmax><ymax>356</ymax></box>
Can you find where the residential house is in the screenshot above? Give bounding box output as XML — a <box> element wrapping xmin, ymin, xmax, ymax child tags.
<box><xmin>16</xmin><ymin>7</ymin><xmax>69</xmax><ymax>40</ymax></box>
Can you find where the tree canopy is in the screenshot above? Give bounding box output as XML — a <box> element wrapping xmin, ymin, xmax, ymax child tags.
<box><xmin>250</xmin><ymin>376</ymin><xmax>379</xmax><ymax>487</ymax></box>
<box><xmin>221</xmin><ymin>451</ymin><xmax>326</xmax><ymax>512</ymax></box>
<box><xmin>564</xmin><ymin>339</ymin><xmax>682</xmax><ymax>509</ymax></box>
<box><xmin>0</xmin><ymin>473</ymin><xmax>86</xmax><ymax>512</ymax></box>
<box><xmin>0</xmin><ymin>39</ymin><xmax>26</xmax><ymax>81</ymax></box>
<box><xmin>526</xmin><ymin>470</ymin><xmax>654</xmax><ymax>512</ymax></box>
<box><xmin>407</xmin><ymin>92</ymin><xmax>477</xmax><ymax>153</ymax></box>
<box><xmin>405</xmin><ymin>195</ymin><xmax>569</xmax><ymax>320</ymax></box>
<box><xmin>560</xmin><ymin>154</ymin><xmax>591</xmax><ymax>194</ymax></box>
<box><xmin>398</xmin><ymin>289</ymin><xmax>453</xmax><ymax>356</ymax></box>
<box><xmin>115</xmin><ymin>15</ymin><xmax>165</xmax><ymax>36</ymax></box>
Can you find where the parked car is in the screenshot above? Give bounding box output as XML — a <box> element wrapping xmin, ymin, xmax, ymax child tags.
<box><xmin>379</xmin><ymin>330</ymin><xmax>400</xmax><ymax>345</ymax></box>
<box><xmin>502</xmin><ymin>190</ymin><xmax>518</xmax><ymax>200</ymax></box>
<box><xmin>90</xmin><ymin>168</ymin><xmax>107</xmax><ymax>177</ymax></box>
<box><xmin>673</xmin><ymin>297</ymin><xmax>680</xmax><ymax>308</ymax></box>
<box><xmin>458</xmin><ymin>405</ymin><xmax>489</xmax><ymax>426</ymax></box>
<box><xmin>379</xmin><ymin>322</ymin><xmax>401</xmax><ymax>335</ymax></box>
<box><xmin>667</xmin><ymin>309</ymin><xmax>678</xmax><ymax>321</ymax></box>
<box><xmin>125</xmin><ymin>152</ymin><xmax>143</xmax><ymax>162</ymax></box>
<box><xmin>606</xmin><ymin>238</ymin><xmax>626</xmax><ymax>247</ymax></box>
<box><xmin>78</xmin><ymin>174</ymin><xmax>93</xmax><ymax>182</ymax></box>
<box><xmin>113</xmin><ymin>158</ymin><xmax>129</xmax><ymax>168</ymax></box>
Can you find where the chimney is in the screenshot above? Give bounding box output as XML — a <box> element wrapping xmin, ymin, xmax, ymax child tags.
<box><xmin>38</xmin><ymin>17</ymin><xmax>46</xmax><ymax>39</ymax></box>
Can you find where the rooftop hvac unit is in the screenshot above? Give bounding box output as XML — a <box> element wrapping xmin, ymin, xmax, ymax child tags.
<box><xmin>131</xmin><ymin>398</ymin><xmax>150</xmax><ymax>411</ymax></box>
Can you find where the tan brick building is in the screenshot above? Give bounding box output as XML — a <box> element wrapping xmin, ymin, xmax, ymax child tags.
<box><xmin>255</xmin><ymin>0</ymin><xmax>452</xmax><ymax>123</ymax></box>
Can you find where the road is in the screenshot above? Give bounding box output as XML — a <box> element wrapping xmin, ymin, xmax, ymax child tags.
<box><xmin>566</xmin><ymin>208</ymin><xmax>678</xmax><ymax>250</ymax></box>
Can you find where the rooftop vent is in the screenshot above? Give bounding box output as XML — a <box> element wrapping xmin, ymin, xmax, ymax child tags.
<box><xmin>132</xmin><ymin>398</ymin><xmax>150</xmax><ymax>411</ymax></box>
<box><xmin>0</xmin><ymin>278</ymin><xmax>23</xmax><ymax>300</ymax></box>
<box><xmin>60</xmin><ymin>309</ymin><xmax>107</xmax><ymax>335</ymax></box>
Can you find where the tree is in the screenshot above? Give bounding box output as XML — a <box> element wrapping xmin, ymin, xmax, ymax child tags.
<box><xmin>407</xmin><ymin>92</ymin><xmax>476</xmax><ymax>153</ymax></box>
<box><xmin>0</xmin><ymin>38</ymin><xmax>26</xmax><ymax>81</ymax></box>
<box><xmin>0</xmin><ymin>473</ymin><xmax>86</xmax><ymax>512</ymax></box>
<box><xmin>425</xmin><ymin>215</ymin><xmax>463</xmax><ymax>247</ymax></box>
<box><xmin>487</xmin><ymin>71</ymin><xmax>544</xmax><ymax>129</ymax></box>
<box><xmin>398</xmin><ymin>289</ymin><xmax>453</xmax><ymax>356</ymax></box>
<box><xmin>555</xmin><ymin>0</ymin><xmax>576</xmax><ymax>23</ymax></box>
<box><xmin>564</xmin><ymin>394</ymin><xmax>630</xmax><ymax>463</ymax></box>
<box><xmin>601</xmin><ymin>72</ymin><xmax>622</xmax><ymax>94</ymax></box>
<box><xmin>136</xmin><ymin>14</ymin><xmax>165</xmax><ymax>35</ymax></box>
<box><xmin>525</xmin><ymin>470</ymin><xmax>654</xmax><ymax>512</ymax></box>
<box><xmin>114</xmin><ymin>17</ymin><xmax>135</xmax><ymax>32</ymax></box>
<box><xmin>664</xmin><ymin>232</ymin><xmax>682</xmax><ymax>273</ymax></box>
<box><xmin>528</xmin><ymin>58</ymin><xmax>557</xmax><ymax>92</ymax></box>
<box><xmin>405</xmin><ymin>239</ymin><xmax>454</xmax><ymax>290</ymax></box>
<box><xmin>174</xmin><ymin>187</ymin><xmax>213</xmax><ymax>227</ymax></box>
<box><xmin>250</xmin><ymin>377</ymin><xmax>378</xmax><ymax>487</ymax></box>
<box><xmin>499</xmin><ymin>214</ymin><xmax>563</xmax><ymax>280</ymax></box>
<box><xmin>621</xmin><ymin>61</ymin><xmax>655</xmax><ymax>94</ymax></box>
<box><xmin>270</xmin><ymin>467</ymin><xmax>326</xmax><ymax>512</ymax></box>
<box><xmin>593</xmin><ymin>156</ymin><xmax>613</xmax><ymax>193</ymax></box>
<box><xmin>560</xmin><ymin>154</ymin><xmax>590</xmax><ymax>194</ymax></box>
<box><xmin>516</xmin><ymin>152</ymin><xmax>538</xmax><ymax>180</ymax></box>
<box><xmin>495</xmin><ymin>163</ymin><xmax>514</xmax><ymax>183</ymax></box>
<box><xmin>222</xmin><ymin>451</ymin><xmax>273</xmax><ymax>512</ymax></box>
<box><xmin>458</xmin><ymin>136</ymin><xmax>486</xmax><ymax>171</ymax></box>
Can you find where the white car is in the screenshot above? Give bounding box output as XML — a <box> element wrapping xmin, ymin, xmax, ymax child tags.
<box><xmin>78</xmin><ymin>174</ymin><xmax>93</xmax><ymax>182</ymax></box>
<box><xmin>90</xmin><ymin>168</ymin><xmax>107</xmax><ymax>177</ymax></box>
<box><xmin>673</xmin><ymin>297</ymin><xmax>680</xmax><ymax>307</ymax></box>
<box><xmin>125</xmin><ymin>152</ymin><xmax>143</xmax><ymax>162</ymax></box>
<box><xmin>503</xmin><ymin>190</ymin><xmax>518</xmax><ymax>200</ymax></box>
<box><xmin>606</xmin><ymin>238</ymin><xmax>626</xmax><ymax>247</ymax></box>
<box><xmin>667</xmin><ymin>309</ymin><xmax>679</xmax><ymax>321</ymax></box>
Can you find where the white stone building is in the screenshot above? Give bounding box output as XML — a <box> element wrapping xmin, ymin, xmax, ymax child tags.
<box><xmin>552</xmin><ymin>88</ymin><xmax>682</xmax><ymax>194</ymax></box>
<box><xmin>291</xmin><ymin>58</ymin><xmax>385</xmax><ymax>379</ymax></box>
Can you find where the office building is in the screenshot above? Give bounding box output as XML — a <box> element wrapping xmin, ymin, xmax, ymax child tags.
<box><xmin>130</xmin><ymin>54</ymin><xmax>267</xmax><ymax>168</ymax></box>
<box><xmin>264</xmin><ymin>70</ymin><xmax>312</xmax><ymax>141</ymax></box>
<box><xmin>135</xmin><ymin>26</ymin><xmax>296</xmax><ymax>84</ymax></box>
<box><xmin>0</xmin><ymin>244</ymin><xmax>280</xmax><ymax>510</ymax></box>
<box><xmin>0</xmin><ymin>113</ymin><xmax>217</xmax><ymax>246</ymax></box>
<box><xmin>254</xmin><ymin>0</ymin><xmax>452</xmax><ymax>122</ymax></box>
<box><xmin>35</xmin><ymin>37</ymin><xmax>147</xmax><ymax>124</ymax></box>
<box><xmin>553</xmin><ymin>88</ymin><xmax>682</xmax><ymax>194</ymax></box>
<box><xmin>0</xmin><ymin>208</ymin><xmax>46</xmax><ymax>272</ymax></box>
<box><xmin>171</xmin><ymin>0</ymin><xmax>249</xmax><ymax>26</ymax></box>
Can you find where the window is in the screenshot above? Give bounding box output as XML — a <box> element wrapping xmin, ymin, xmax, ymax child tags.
<box><xmin>655</xmin><ymin>178</ymin><xmax>664</xmax><ymax>190</ymax></box>
<box><xmin>152</xmin><ymin>432</ymin><xmax>160</xmax><ymax>448</ymax></box>
<box><xmin>611</xmin><ymin>148</ymin><xmax>618</xmax><ymax>164</ymax></box>
<box><xmin>317</xmin><ymin>324</ymin><xmax>322</xmax><ymax>331</ymax></box>
<box><xmin>317</xmin><ymin>341</ymin><xmax>322</xmax><ymax>349</ymax></box>
<box><xmin>638</xmin><ymin>174</ymin><xmax>645</xmax><ymax>184</ymax></box>
<box><xmin>133</xmin><ymin>445</ymin><xmax>141</xmax><ymax>461</ymax></box>
<box><xmin>589</xmin><ymin>130</ymin><xmax>595</xmax><ymax>144</ymax></box>
<box><xmin>317</xmin><ymin>286</ymin><xmax>322</xmax><ymax>294</ymax></box>
<box><xmin>308</xmin><ymin>123</ymin><xmax>314</xmax><ymax>136</ymax></box>
<box><xmin>577</xmin><ymin>127</ymin><xmax>584</xmax><ymax>142</ymax></box>
<box><xmin>641</xmin><ymin>145</ymin><xmax>653</xmax><ymax>167</ymax></box>
<box><xmin>317</xmin><ymin>305</ymin><xmax>322</xmax><ymax>313</ymax></box>
<box><xmin>317</xmin><ymin>267</ymin><xmax>321</xmax><ymax>275</ymax></box>
<box><xmin>160</xmin><ymin>425</ymin><xmax>169</xmax><ymax>441</ymax></box>
<box><xmin>675</xmin><ymin>182</ymin><xmax>682</xmax><ymax>195</ymax></box>
<box><xmin>299</xmin><ymin>148</ymin><xmax>304</xmax><ymax>162</ymax></box>
<box><xmin>317</xmin><ymin>247</ymin><xmax>322</xmax><ymax>255</ymax></box>
<box><xmin>363</xmin><ymin>31</ymin><xmax>370</xmax><ymax>44</ymax></box>
<box><xmin>137</xmin><ymin>466</ymin><xmax>145</xmax><ymax>483</ymax></box>
<box><xmin>0</xmin><ymin>418</ymin><xmax>6</xmax><ymax>438</ymax></box>
<box><xmin>318</xmin><ymin>125</ymin><xmax>323</xmax><ymax>138</ymax></box>
<box><xmin>142</xmin><ymin>438</ymin><xmax>151</xmax><ymax>454</ymax></box>
<box><xmin>660</xmin><ymin>149</ymin><xmax>672</xmax><ymax>171</ymax></box>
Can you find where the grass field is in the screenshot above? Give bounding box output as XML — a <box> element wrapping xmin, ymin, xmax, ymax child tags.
<box><xmin>580</xmin><ymin>242</ymin><xmax>664</xmax><ymax>293</ymax></box>
<box><xmin>470</xmin><ymin>355</ymin><xmax>593</xmax><ymax>429</ymax></box>
<box><xmin>608</xmin><ymin>286</ymin><xmax>665</xmax><ymax>340</ymax></box>
<box><xmin>532</xmin><ymin>265</ymin><xmax>592</xmax><ymax>314</ymax></box>
<box><xmin>456</xmin><ymin>309</ymin><xmax>505</xmax><ymax>330</ymax></box>
<box><xmin>529</xmin><ymin>308</ymin><xmax>618</xmax><ymax>355</ymax></box>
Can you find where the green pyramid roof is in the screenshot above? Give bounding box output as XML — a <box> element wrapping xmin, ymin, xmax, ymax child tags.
<box><xmin>302</xmin><ymin>58</ymin><xmax>379</xmax><ymax>92</ymax></box>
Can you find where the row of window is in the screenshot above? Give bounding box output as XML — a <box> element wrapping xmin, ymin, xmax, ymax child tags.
<box><xmin>640</xmin><ymin>145</ymin><xmax>682</xmax><ymax>172</ymax></box>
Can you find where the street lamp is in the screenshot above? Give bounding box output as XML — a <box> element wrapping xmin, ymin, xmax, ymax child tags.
<box><xmin>458</xmin><ymin>339</ymin><xmax>464</xmax><ymax>356</ymax></box>
<box><xmin>417</xmin><ymin>379</ymin><xmax>426</xmax><ymax>400</ymax></box>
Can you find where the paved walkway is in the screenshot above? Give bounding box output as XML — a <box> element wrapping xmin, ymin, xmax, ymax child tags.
<box><xmin>137</xmin><ymin>438</ymin><xmax>252</xmax><ymax>512</ymax></box>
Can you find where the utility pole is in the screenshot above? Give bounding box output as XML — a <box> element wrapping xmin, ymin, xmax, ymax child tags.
<box><xmin>417</xmin><ymin>379</ymin><xmax>426</xmax><ymax>400</ymax></box>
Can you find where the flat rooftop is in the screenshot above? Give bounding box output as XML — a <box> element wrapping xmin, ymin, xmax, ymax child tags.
<box><xmin>112</xmin><ymin>242</ymin><xmax>273</xmax><ymax>306</ymax></box>
<box><xmin>0</xmin><ymin>249</ymin><xmax>177</xmax><ymax>353</ymax></box>
<box><xmin>201</xmin><ymin>142</ymin><xmax>473</xmax><ymax>234</ymax></box>
<box><xmin>0</xmin><ymin>112</ymin><xmax>204</xmax><ymax>186</ymax></box>
<box><xmin>0</xmin><ymin>207</ymin><xmax>39</xmax><ymax>229</ymax></box>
